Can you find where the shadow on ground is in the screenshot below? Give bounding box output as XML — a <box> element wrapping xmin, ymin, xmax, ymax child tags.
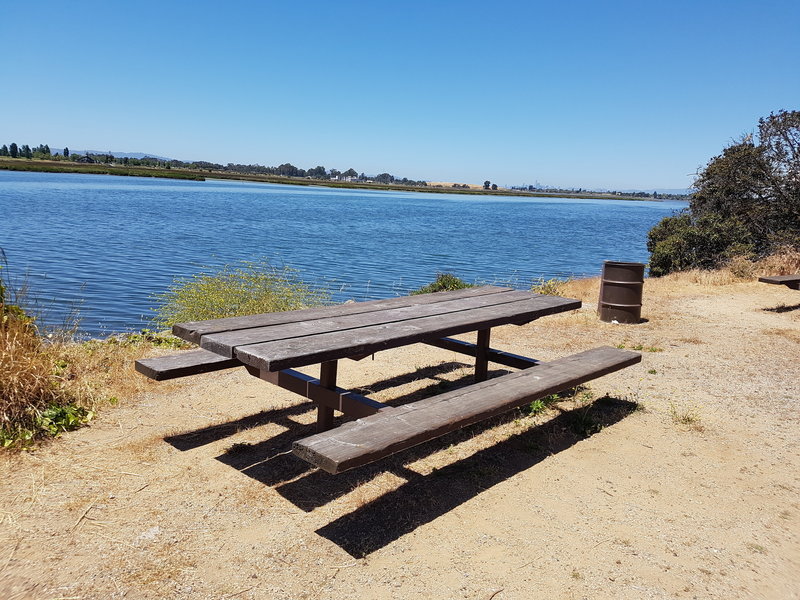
<box><xmin>307</xmin><ymin>396</ymin><xmax>638</xmax><ymax>556</ymax></box>
<box><xmin>163</xmin><ymin>364</ymin><xmax>638</xmax><ymax>557</ymax></box>
<box><xmin>763</xmin><ymin>303</ymin><xmax>800</xmax><ymax>313</ymax></box>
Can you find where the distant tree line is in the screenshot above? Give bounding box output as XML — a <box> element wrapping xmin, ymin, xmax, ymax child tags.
<box><xmin>0</xmin><ymin>142</ymin><xmax>428</xmax><ymax>187</ymax></box>
<box><xmin>0</xmin><ymin>143</ymin><xmax>59</xmax><ymax>160</ymax></box>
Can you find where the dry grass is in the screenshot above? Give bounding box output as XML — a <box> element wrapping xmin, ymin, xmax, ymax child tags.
<box><xmin>654</xmin><ymin>247</ymin><xmax>800</xmax><ymax>288</ymax></box>
<box><xmin>1</xmin><ymin>316</ymin><xmax>65</xmax><ymax>438</ymax></box>
<box><xmin>1</xmin><ymin>312</ymin><xmax>161</xmax><ymax>447</ymax></box>
<box><xmin>752</xmin><ymin>246</ymin><xmax>800</xmax><ymax>276</ymax></box>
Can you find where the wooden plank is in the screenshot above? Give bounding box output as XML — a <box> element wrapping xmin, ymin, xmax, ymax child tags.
<box><xmin>235</xmin><ymin>294</ymin><xmax>581</xmax><ymax>372</ymax></box>
<box><xmin>759</xmin><ymin>275</ymin><xmax>800</xmax><ymax>290</ymax></box>
<box><xmin>293</xmin><ymin>346</ymin><xmax>641</xmax><ymax>474</ymax></box>
<box><xmin>173</xmin><ymin>286</ymin><xmax>513</xmax><ymax>343</ymax></box>
<box><xmin>249</xmin><ymin>366</ymin><xmax>387</xmax><ymax>418</ymax></box>
<box><xmin>134</xmin><ymin>349</ymin><xmax>242</xmax><ymax>381</ymax></box>
<box><xmin>423</xmin><ymin>337</ymin><xmax>541</xmax><ymax>370</ymax></box>
<box><xmin>201</xmin><ymin>290</ymin><xmax>538</xmax><ymax>358</ymax></box>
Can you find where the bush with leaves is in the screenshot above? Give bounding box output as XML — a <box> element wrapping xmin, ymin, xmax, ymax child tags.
<box><xmin>648</xmin><ymin>110</ymin><xmax>800</xmax><ymax>276</ymax></box>
<box><xmin>411</xmin><ymin>273</ymin><xmax>474</xmax><ymax>295</ymax></box>
<box><xmin>153</xmin><ymin>260</ymin><xmax>330</xmax><ymax>327</ymax></box>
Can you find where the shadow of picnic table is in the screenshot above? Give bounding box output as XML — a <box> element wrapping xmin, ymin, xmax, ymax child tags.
<box><xmin>165</xmin><ymin>365</ymin><xmax>638</xmax><ymax>557</ymax></box>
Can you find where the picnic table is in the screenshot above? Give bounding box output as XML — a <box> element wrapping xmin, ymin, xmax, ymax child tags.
<box><xmin>758</xmin><ymin>274</ymin><xmax>800</xmax><ymax>290</ymax></box>
<box><xmin>136</xmin><ymin>286</ymin><xmax>640</xmax><ymax>473</ymax></box>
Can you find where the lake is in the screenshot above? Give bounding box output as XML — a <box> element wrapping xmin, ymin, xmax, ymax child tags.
<box><xmin>0</xmin><ymin>171</ymin><xmax>685</xmax><ymax>337</ymax></box>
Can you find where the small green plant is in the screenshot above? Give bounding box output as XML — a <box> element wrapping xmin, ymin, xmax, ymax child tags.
<box><xmin>647</xmin><ymin>346</ymin><xmax>664</xmax><ymax>353</ymax></box>
<box><xmin>531</xmin><ymin>276</ymin><xmax>570</xmax><ymax>296</ymax></box>
<box><xmin>647</xmin><ymin>368</ymin><xmax>657</xmax><ymax>375</ymax></box>
<box><xmin>632</xmin><ymin>344</ymin><xmax>644</xmax><ymax>351</ymax></box>
<box><xmin>526</xmin><ymin>399</ymin><xmax>547</xmax><ymax>416</ymax></box>
<box><xmin>35</xmin><ymin>404</ymin><xmax>94</xmax><ymax>436</ymax></box>
<box><xmin>520</xmin><ymin>393</ymin><xmax>562</xmax><ymax>416</ymax></box>
<box><xmin>411</xmin><ymin>273</ymin><xmax>473</xmax><ymax>295</ymax></box>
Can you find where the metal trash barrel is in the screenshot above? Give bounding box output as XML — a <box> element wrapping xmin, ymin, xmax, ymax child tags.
<box><xmin>599</xmin><ymin>261</ymin><xmax>645</xmax><ymax>324</ymax></box>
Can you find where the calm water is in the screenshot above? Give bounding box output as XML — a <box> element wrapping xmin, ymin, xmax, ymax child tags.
<box><xmin>0</xmin><ymin>171</ymin><xmax>684</xmax><ymax>337</ymax></box>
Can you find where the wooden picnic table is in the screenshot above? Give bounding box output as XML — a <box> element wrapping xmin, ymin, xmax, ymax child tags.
<box><xmin>136</xmin><ymin>285</ymin><xmax>641</xmax><ymax>473</ymax></box>
<box><xmin>169</xmin><ymin>286</ymin><xmax>578</xmax><ymax>427</ymax></box>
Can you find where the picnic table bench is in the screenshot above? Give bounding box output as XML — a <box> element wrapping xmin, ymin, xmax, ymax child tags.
<box><xmin>758</xmin><ymin>275</ymin><xmax>800</xmax><ymax>290</ymax></box>
<box><xmin>135</xmin><ymin>286</ymin><xmax>641</xmax><ymax>473</ymax></box>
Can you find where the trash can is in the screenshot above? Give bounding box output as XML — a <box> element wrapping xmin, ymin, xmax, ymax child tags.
<box><xmin>599</xmin><ymin>261</ymin><xmax>645</xmax><ymax>324</ymax></box>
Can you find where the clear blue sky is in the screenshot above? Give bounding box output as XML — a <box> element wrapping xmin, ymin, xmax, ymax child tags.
<box><xmin>2</xmin><ymin>1</ymin><xmax>798</xmax><ymax>190</ymax></box>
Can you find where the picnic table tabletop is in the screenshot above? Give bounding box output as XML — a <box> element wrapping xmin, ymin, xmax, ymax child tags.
<box><xmin>172</xmin><ymin>286</ymin><xmax>581</xmax><ymax>372</ymax></box>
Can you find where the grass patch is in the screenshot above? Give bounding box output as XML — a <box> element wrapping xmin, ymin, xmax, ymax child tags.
<box><xmin>669</xmin><ymin>403</ymin><xmax>704</xmax><ymax>431</ymax></box>
<box><xmin>153</xmin><ymin>259</ymin><xmax>330</xmax><ymax>327</ymax></box>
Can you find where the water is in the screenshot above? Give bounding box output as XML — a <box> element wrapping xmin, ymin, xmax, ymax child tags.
<box><xmin>0</xmin><ymin>171</ymin><xmax>685</xmax><ymax>337</ymax></box>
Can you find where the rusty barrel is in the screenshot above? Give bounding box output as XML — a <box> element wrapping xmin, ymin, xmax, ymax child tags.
<box><xmin>599</xmin><ymin>261</ymin><xmax>645</xmax><ymax>324</ymax></box>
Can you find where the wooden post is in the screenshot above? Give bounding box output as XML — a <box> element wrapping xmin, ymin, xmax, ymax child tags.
<box><xmin>317</xmin><ymin>360</ymin><xmax>338</xmax><ymax>432</ymax></box>
<box><xmin>475</xmin><ymin>328</ymin><xmax>490</xmax><ymax>382</ymax></box>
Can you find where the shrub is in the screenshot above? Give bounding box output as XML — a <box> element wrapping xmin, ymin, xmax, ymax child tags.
<box><xmin>153</xmin><ymin>259</ymin><xmax>330</xmax><ymax>327</ymax></box>
<box><xmin>647</xmin><ymin>212</ymin><xmax>755</xmax><ymax>277</ymax></box>
<box><xmin>531</xmin><ymin>276</ymin><xmax>570</xmax><ymax>296</ymax></box>
<box><xmin>647</xmin><ymin>110</ymin><xmax>800</xmax><ymax>276</ymax></box>
<box><xmin>411</xmin><ymin>273</ymin><xmax>474</xmax><ymax>295</ymax></box>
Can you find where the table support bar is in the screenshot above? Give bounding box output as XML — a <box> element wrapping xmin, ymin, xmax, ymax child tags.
<box><xmin>423</xmin><ymin>337</ymin><xmax>542</xmax><ymax>370</ymax></box>
<box><xmin>245</xmin><ymin>365</ymin><xmax>387</xmax><ymax>424</ymax></box>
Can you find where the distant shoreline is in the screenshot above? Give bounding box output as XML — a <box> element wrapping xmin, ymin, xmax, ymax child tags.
<box><xmin>0</xmin><ymin>157</ymin><xmax>669</xmax><ymax>202</ymax></box>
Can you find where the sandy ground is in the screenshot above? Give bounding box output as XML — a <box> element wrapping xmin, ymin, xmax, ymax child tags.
<box><xmin>1</xmin><ymin>279</ymin><xmax>798</xmax><ymax>600</ymax></box>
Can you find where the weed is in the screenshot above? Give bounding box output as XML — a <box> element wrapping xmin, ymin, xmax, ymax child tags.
<box><xmin>669</xmin><ymin>403</ymin><xmax>704</xmax><ymax>431</ymax></box>
<box><xmin>571</xmin><ymin>569</ymin><xmax>583</xmax><ymax>580</ymax></box>
<box><xmin>647</xmin><ymin>368</ymin><xmax>657</xmax><ymax>374</ymax></box>
<box><xmin>525</xmin><ymin>399</ymin><xmax>547</xmax><ymax>416</ymax></box>
<box><xmin>647</xmin><ymin>347</ymin><xmax>664</xmax><ymax>353</ymax></box>
<box><xmin>632</xmin><ymin>344</ymin><xmax>644</xmax><ymax>351</ymax></box>
<box><xmin>519</xmin><ymin>390</ymin><xmax>575</xmax><ymax>417</ymax></box>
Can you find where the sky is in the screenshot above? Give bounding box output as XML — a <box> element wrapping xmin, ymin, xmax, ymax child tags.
<box><xmin>2</xmin><ymin>1</ymin><xmax>798</xmax><ymax>191</ymax></box>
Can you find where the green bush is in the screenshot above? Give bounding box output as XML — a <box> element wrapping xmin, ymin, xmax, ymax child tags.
<box><xmin>411</xmin><ymin>273</ymin><xmax>474</xmax><ymax>295</ymax></box>
<box><xmin>153</xmin><ymin>260</ymin><xmax>330</xmax><ymax>327</ymax></box>
<box><xmin>647</xmin><ymin>212</ymin><xmax>755</xmax><ymax>276</ymax></box>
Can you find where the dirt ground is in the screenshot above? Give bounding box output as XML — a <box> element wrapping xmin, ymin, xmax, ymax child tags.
<box><xmin>1</xmin><ymin>278</ymin><xmax>798</xmax><ymax>600</ymax></box>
